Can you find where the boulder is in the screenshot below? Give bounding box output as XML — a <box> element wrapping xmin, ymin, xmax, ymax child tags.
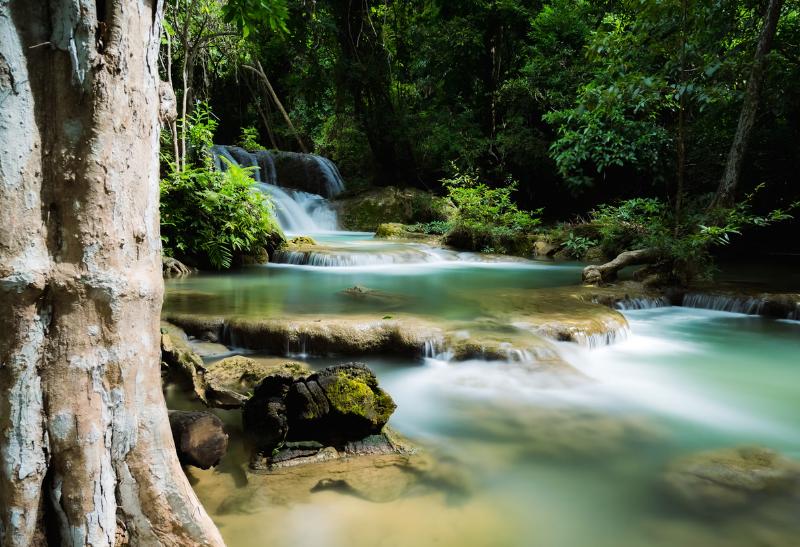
<box><xmin>242</xmin><ymin>363</ymin><xmax>396</xmax><ymax>454</ymax></box>
<box><xmin>204</xmin><ymin>355</ymin><xmax>310</xmax><ymax>409</ymax></box>
<box><xmin>168</xmin><ymin>410</ymin><xmax>228</xmax><ymax>469</ymax></box>
<box><xmin>663</xmin><ymin>446</ymin><xmax>800</xmax><ymax>514</ymax></box>
<box><xmin>288</xmin><ymin>235</ymin><xmax>317</xmax><ymax>246</ymax></box>
<box><xmin>272</xmin><ymin>151</ymin><xmax>345</xmax><ymax>197</ymax></box>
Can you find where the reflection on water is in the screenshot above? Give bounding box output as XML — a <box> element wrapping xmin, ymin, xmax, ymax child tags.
<box><xmin>169</xmin><ymin>234</ymin><xmax>800</xmax><ymax>547</ymax></box>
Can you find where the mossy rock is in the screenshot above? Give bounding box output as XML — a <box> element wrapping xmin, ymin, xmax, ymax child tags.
<box><xmin>289</xmin><ymin>235</ymin><xmax>317</xmax><ymax>246</ymax></box>
<box><xmin>316</xmin><ymin>364</ymin><xmax>396</xmax><ymax>430</ymax></box>
<box><xmin>243</xmin><ymin>362</ymin><xmax>397</xmax><ymax>452</ymax></box>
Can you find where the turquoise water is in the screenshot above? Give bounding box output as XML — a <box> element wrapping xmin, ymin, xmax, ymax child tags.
<box><xmin>168</xmin><ymin>233</ymin><xmax>800</xmax><ymax>547</ymax></box>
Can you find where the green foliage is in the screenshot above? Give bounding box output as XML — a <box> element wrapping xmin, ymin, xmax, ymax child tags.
<box><xmin>562</xmin><ymin>233</ymin><xmax>598</xmax><ymax>259</ymax></box>
<box><xmin>591</xmin><ymin>190</ymin><xmax>797</xmax><ymax>282</ymax></box>
<box><xmin>238</xmin><ymin>126</ymin><xmax>263</xmax><ymax>150</ymax></box>
<box><xmin>442</xmin><ymin>169</ymin><xmax>541</xmax><ymax>255</ymax></box>
<box><xmin>184</xmin><ymin>102</ymin><xmax>218</xmax><ymax>168</ymax></box>
<box><xmin>161</xmin><ymin>159</ymin><xmax>282</xmax><ymax>269</ymax></box>
<box><xmin>162</xmin><ymin>103</ymin><xmax>282</xmax><ymax>270</ymax></box>
<box><xmin>405</xmin><ymin>220</ymin><xmax>452</xmax><ymax>236</ymax></box>
<box><xmin>221</xmin><ymin>0</ymin><xmax>289</xmax><ymax>37</ymax></box>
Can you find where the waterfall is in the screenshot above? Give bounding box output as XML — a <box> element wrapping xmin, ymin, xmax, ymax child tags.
<box><xmin>613</xmin><ymin>296</ymin><xmax>671</xmax><ymax>310</ymax></box>
<box><xmin>681</xmin><ymin>293</ymin><xmax>764</xmax><ymax>315</ymax></box>
<box><xmin>210</xmin><ymin>145</ymin><xmax>341</xmax><ymax>233</ymax></box>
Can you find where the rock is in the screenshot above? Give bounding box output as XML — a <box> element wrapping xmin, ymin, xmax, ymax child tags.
<box><xmin>168</xmin><ymin>410</ymin><xmax>228</xmax><ymax>469</ymax></box>
<box><xmin>272</xmin><ymin>151</ymin><xmax>345</xmax><ymax>197</ymax></box>
<box><xmin>163</xmin><ymin>314</ymin><xmax>225</xmax><ymax>342</ymax></box>
<box><xmin>204</xmin><ymin>355</ymin><xmax>310</xmax><ymax>409</ymax></box>
<box><xmin>242</xmin><ymin>374</ymin><xmax>295</xmax><ymax>451</ymax></box>
<box><xmin>288</xmin><ymin>235</ymin><xmax>316</xmax><ymax>246</ymax></box>
<box><xmin>242</xmin><ymin>363</ymin><xmax>396</xmax><ymax>454</ymax></box>
<box><xmin>238</xmin><ymin>246</ymin><xmax>269</xmax><ymax>266</ymax></box>
<box><xmin>533</xmin><ymin>239</ymin><xmax>557</xmax><ymax>257</ymax></box>
<box><xmin>584</xmin><ymin>246</ymin><xmax>606</xmax><ymax>262</ymax></box>
<box><xmin>160</xmin><ymin>322</ymin><xmax>207</xmax><ymax>402</ymax></box>
<box><xmin>219</xmin><ymin>315</ymin><xmax>443</xmax><ymax>357</ymax></box>
<box><xmin>333</xmin><ymin>186</ymin><xmax>454</xmax><ymax>231</ymax></box>
<box><xmin>188</xmin><ymin>340</ymin><xmax>231</xmax><ymax>359</ymax></box>
<box><xmin>663</xmin><ymin>446</ymin><xmax>800</xmax><ymax>514</ymax></box>
<box><xmin>311</xmin><ymin>363</ymin><xmax>397</xmax><ymax>439</ymax></box>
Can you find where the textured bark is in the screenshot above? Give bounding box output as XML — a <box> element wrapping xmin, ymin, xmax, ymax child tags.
<box><xmin>710</xmin><ymin>0</ymin><xmax>784</xmax><ymax>209</ymax></box>
<box><xmin>582</xmin><ymin>248</ymin><xmax>660</xmax><ymax>285</ymax></box>
<box><xmin>0</xmin><ymin>1</ymin><xmax>223</xmax><ymax>545</ymax></box>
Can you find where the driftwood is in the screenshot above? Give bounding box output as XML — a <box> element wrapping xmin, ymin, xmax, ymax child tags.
<box><xmin>582</xmin><ymin>248</ymin><xmax>660</xmax><ymax>285</ymax></box>
<box><xmin>169</xmin><ymin>410</ymin><xmax>229</xmax><ymax>469</ymax></box>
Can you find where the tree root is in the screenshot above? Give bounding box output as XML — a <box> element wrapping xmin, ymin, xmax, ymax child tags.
<box><xmin>582</xmin><ymin>248</ymin><xmax>660</xmax><ymax>285</ymax></box>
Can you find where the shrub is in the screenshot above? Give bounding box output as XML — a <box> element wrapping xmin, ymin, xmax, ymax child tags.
<box><xmin>161</xmin><ymin>159</ymin><xmax>283</xmax><ymax>270</ymax></box>
<box><xmin>441</xmin><ymin>169</ymin><xmax>541</xmax><ymax>254</ymax></box>
<box><xmin>591</xmin><ymin>189</ymin><xmax>796</xmax><ymax>282</ymax></box>
<box><xmin>238</xmin><ymin>126</ymin><xmax>263</xmax><ymax>150</ymax></box>
<box><xmin>405</xmin><ymin>220</ymin><xmax>453</xmax><ymax>235</ymax></box>
<box><xmin>562</xmin><ymin>233</ymin><xmax>598</xmax><ymax>259</ymax></box>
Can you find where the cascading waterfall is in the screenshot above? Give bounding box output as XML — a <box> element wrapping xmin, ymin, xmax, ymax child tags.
<box><xmin>612</xmin><ymin>296</ymin><xmax>671</xmax><ymax>310</ymax></box>
<box><xmin>681</xmin><ymin>293</ymin><xmax>765</xmax><ymax>315</ymax></box>
<box><xmin>210</xmin><ymin>145</ymin><xmax>341</xmax><ymax>233</ymax></box>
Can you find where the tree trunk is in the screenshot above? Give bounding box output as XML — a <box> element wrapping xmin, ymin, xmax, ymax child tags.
<box><xmin>0</xmin><ymin>1</ymin><xmax>224</xmax><ymax>545</ymax></box>
<box><xmin>168</xmin><ymin>411</ymin><xmax>229</xmax><ymax>470</ymax></box>
<box><xmin>710</xmin><ymin>0</ymin><xmax>784</xmax><ymax>209</ymax></box>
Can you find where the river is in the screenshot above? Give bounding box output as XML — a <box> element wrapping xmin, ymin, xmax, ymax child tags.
<box><xmin>165</xmin><ymin>230</ymin><xmax>800</xmax><ymax>547</ymax></box>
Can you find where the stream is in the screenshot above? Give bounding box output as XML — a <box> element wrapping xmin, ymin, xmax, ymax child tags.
<box><xmin>165</xmin><ymin>232</ymin><xmax>800</xmax><ymax>547</ymax></box>
<box><xmin>165</xmin><ymin>156</ymin><xmax>800</xmax><ymax>546</ymax></box>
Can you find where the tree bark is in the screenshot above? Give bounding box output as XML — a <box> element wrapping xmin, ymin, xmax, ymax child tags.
<box><xmin>710</xmin><ymin>0</ymin><xmax>784</xmax><ymax>209</ymax></box>
<box><xmin>582</xmin><ymin>248</ymin><xmax>660</xmax><ymax>285</ymax></box>
<box><xmin>0</xmin><ymin>1</ymin><xmax>223</xmax><ymax>545</ymax></box>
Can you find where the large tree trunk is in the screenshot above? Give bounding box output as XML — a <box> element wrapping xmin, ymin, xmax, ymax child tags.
<box><xmin>710</xmin><ymin>0</ymin><xmax>784</xmax><ymax>209</ymax></box>
<box><xmin>0</xmin><ymin>1</ymin><xmax>223</xmax><ymax>545</ymax></box>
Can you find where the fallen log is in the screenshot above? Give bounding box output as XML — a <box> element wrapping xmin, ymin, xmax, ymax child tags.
<box><xmin>169</xmin><ymin>410</ymin><xmax>229</xmax><ymax>469</ymax></box>
<box><xmin>582</xmin><ymin>248</ymin><xmax>660</xmax><ymax>285</ymax></box>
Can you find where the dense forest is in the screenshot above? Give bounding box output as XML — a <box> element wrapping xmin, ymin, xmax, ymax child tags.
<box><xmin>2</xmin><ymin>1</ymin><xmax>799</xmax><ymax>546</ymax></box>
<box><xmin>159</xmin><ymin>0</ymin><xmax>799</xmax><ymax>282</ymax></box>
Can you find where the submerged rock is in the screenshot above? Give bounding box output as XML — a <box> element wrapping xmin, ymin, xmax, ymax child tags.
<box><xmin>243</xmin><ymin>363</ymin><xmax>396</xmax><ymax>454</ymax></box>
<box><xmin>663</xmin><ymin>446</ymin><xmax>800</xmax><ymax>514</ymax></box>
<box><xmin>204</xmin><ymin>355</ymin><xmax>310</xmax><ymax>409</ymax></box>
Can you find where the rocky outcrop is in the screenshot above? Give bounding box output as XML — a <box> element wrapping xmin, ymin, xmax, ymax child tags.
<box><xmin>204</xmin><ymin>355</ymin><xmax>310</xmax><ymax>409</ymax></box>
<box><xmin>334</xmin><ymin>186</ymin><xmax>454</xmax><ymax>231</ymax></box>
<box><xmin>663</xmin><ymin>446</ymin><xmax>800</xmax><ymax>514</ymax></box>
<box><xmin>168</xmin><ymin>410</ymin><xmax>229</xmax><ymax>469</ymax></box>
<box><xmin>243</xmin><ymin>363</ymin><xmax>396</xmax><ymax>455</ymax></box>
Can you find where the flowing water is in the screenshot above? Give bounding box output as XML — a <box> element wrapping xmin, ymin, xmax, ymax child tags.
<box><xmin>165</xmin><ymin>184</ymin><xmax>800</xmax><ymax>545</ymax></box>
